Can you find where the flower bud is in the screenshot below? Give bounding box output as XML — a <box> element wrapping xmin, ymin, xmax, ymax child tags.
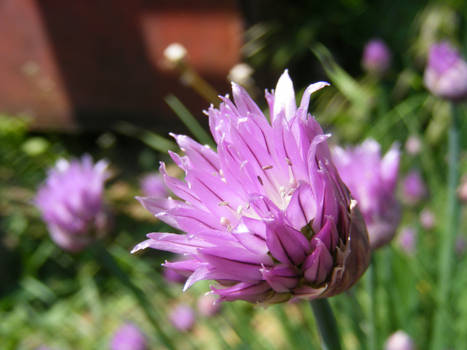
<box><xmin>35</xmin><ymin>156</ymin><xmax>110</xmax><ymax>252</ymax></box>
<box><xmin>424</xmin><ymin>41</ymin><xmax>467</xmax><ymax>101</ymax></box>
<box><xmin>333</xmin><ymin>139</ymin><xmax>400</xmax><ymax>249</ymax></box>
<box><xmin>110</xmin><ymin>323</ymin><xmax>147</xmax><ymax>350</ymax></box>
<box><xmin>384</xmin><ymin>330</ymin><xmax>415</xmax><ymax>350</ymax></box>
<box><xmin>419</xmin><ymin>208</ymin><xmax>435</xmax><ymax>230</ymax></box>
<box><xmin>405</xmin><ymin>136</ymin><xmax>422</xmax><ymax>156</ymax></box>
<box><xmin>164</xmin><ymin>43</ymin><xmax>187</xmax><ymax>66</ymax></box>
<box><xmin>362</xmin><ymin>39</ymin><xmax>391</xmax><ymax>74</ymax></box>
<box><xmin>402</xmin><ymin>170</ymin><xmax>427</xmax><ymax>205</ymax></box>
<box><xmin>397</xmin><ymin>227</ymin><xmax>416</xmax><ymax>255</ymax></box>
<box><xmin>228</xmin><ymin>63</ymin><xmax>254</xmax><ymax>87</ymax></box>
<box><xmin>169</xmin><ymin>304</ymin><xmax>195</xmax><ymax>332</ymax></box>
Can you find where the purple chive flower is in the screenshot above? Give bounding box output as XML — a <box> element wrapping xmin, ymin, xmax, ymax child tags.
<box><xmin>362</xmin><ymin>39</ymin><xmax>391</xmax><ymax>74</ymax></box>
<box><xmin>333</xmin><ymin>139</ymin><xmax>400</xmax><ymax>249</ymax></box>
<box><xmin>402</xmin><ymin>170</ymin><xmax>427</xmax><ymax>205</ymax></box>
<box><xmin>419</xmin><ymin>208</ymin><xmax>435</xmax><ymax>230</ymax></box>
<box><xmin>397</xmin><ymin>227</ymin><xmax>416</xmax><ymax>255</ymax></box>
<box><xmin>384</xmin><ymin>330</ymin><xmax>415</xmax><ymax>350</ymax></box>
<box><xmin>140</xmin><ymin>173</ymin><xmax>168</xmax><ymax>198</ymax></box>
<box><xmin>197</xmin><ymin>294</ymin><xmax>222</xmax><ymax>317</ymax></box>
<box><xmin>424</xmin><ymin>42</ymin><xmax>467</xmax><ymax>101</ymax></box>
<box><xmin>132</xmin><ymin>70</ymin><xmax>370</xmax><ymax>304</ymax></box>
<box><xmin>35</xmin><ymin>156</ymin><xmax>110</xmax><ymax>252</ymax></box>
<box><xmin>169</xmin><ymin>304</ymin><xmax>195</xmax><ymax>331</ymax></box>
<box><xmin>110</xmin><ymin>323</ymin><xmax>147</xmax><ymax>350</ymax></box>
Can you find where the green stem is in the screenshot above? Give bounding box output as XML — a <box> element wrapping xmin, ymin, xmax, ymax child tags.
<box><xmin>310</xmin><ymin>299</ymin><xmax>342</xmax><ymax>350</ymax></box>
<box><xmin>430</xmin><ymin>103</ymin><xmax>461</xmax><ymax>350</ymax></box>
<box><xmin>367</xmin><ymin>256</ymin><xmax>378</xmax><ymax>350</ymax></box>
<box><xmin>94</xmin><ymin>244</ymin><xmax>176</xmax><ymax>350</ymax></box>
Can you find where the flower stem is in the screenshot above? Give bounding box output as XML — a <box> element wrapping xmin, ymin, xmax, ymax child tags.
<box><xmin>94</xmin><ymin>243</ymin><xmax>176</xmax><ymax>350</ymax></box>
<box><xmin>310</xmin><ymin>299</ymin><xmax>343</xmax><ymax>350</ymax></box>
<box><xmin>366</xmin><ymin>256</ymin><xmax>378</xmax><ymax>350</ymax></box>
<box><xmin>430</xmin><ymin>103</ymin><xmax>461</xmax><ymax>350</ymax></box>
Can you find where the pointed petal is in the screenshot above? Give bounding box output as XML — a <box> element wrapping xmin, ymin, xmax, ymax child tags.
<box><xmin>303</xmin><ymin>238</ymin><xmax>333</xmax><ymax>284</ymax></box>
<box><xmin>273</xmin><ymin>70</ymin><xmax>296</xmax><ymax>121</ymax></box>
<box><xmin>261</xmin><ymin>265</ymin><xmax>299</xmax><ymax>293</ymax></box>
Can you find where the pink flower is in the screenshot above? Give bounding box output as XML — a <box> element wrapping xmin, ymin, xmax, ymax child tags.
<box><xmin>132</xmin><ymin>70</ymin><xmax>370</xmax><ymax>304</ymax></box>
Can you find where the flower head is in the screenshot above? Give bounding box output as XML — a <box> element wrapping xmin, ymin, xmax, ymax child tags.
<box><xmin>110</xmin><ymin>323</ymin><xmax>147</xmax><ymax>350</ymax></box>
<box><xmin>35</xmin><ymin>156</ymin><xmax>110</xmax><ymax>252</ymax></box>
<box><xmin>384</xmin><ymin>330</ymin><xmax>415</xmax><ymax>350</ymax></box>
<box><xmin>362</xmin><ymin>39</ymin><xmax>391</xmax><ymax>74</ymax></box>
<box><xmin>424</xmin><ymin>41</ymin><xmax>467</xmax><ymax>101</ymax></box>
<box><xmin>333</xmin><ymin>139</ymin><xmax>400</xmax><ymax>249</ymax></box>
<box><xmin>133</xmin><ymin>70</ymin><xmax>370</xmax><ymax>304</ymax></box>
<box><xmin>140</xmin><ymin>173</ymin><xmax>168</xmax><ymax>198</ymax></box>
<box><xmin>402</xmin><ymin>170</ymin><xmax>427</xmax><ymax>205</ymax></box>
<box><xmin>169</xmin><ymin>304</ymin><xmax>195</xmax><ymax>331</ymax></box>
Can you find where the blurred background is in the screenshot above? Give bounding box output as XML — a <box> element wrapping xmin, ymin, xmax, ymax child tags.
<box><xmin>1</xmin><ymin>0</ymin><xmax>467</xmax><ymax>349</ymax></box>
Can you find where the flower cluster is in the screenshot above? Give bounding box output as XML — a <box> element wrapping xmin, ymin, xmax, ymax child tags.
<box><xmin>424</xmin><ymin>41</ymin><xmax>467</xmax><ymax>101</ymax></box>
<box><xmin>133</xmin><ymin>71</ymin><xmax>370</xmax><ymax>304</ymax></box>
<box><xmin>35</xmin><ymin>156</ymin><xmax>110</xmax><ymax>252</ymax></box>
<box><xmin>333</xmin><ymin>139</ymin><xmax>400</xmax><ymax>249</ymax></box>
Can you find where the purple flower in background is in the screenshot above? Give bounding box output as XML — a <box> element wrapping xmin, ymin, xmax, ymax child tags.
<box><xmin>419</xmin><ymin>208</ymin><xmax>435</xmax><ymax>230</ymax></box>
<box><xmin>333</xmin><ymin>139</ymin><xmax>400</xmax><ymax>249</ymax></box>
<box><xmin>397</xmin><ymin>227</ymin><xmax>416</xmax><ymax>255</ymax></box>
<box><xmin>169</xmin><ymin>304</ymin><xmax>195</xmax><ymax>331</ymax></box>
<box><xmin>424</xmin><ymin>42</ymin><xmax>467</xmax><ymax>101</ymax></box>
<box><xmin>402</xmin><ymin>170</ymin><xmax>427</xmax><ymax>205</ymax></box>
<box><xmin>140</xmin><ymin>173</ymin><xmax>168</xmax><ymax>198</ymax></box>
<box><xmin>384</xmin><ymin>330</ymin><xmax>415</xmax><ymax>350</ymax></box>
<box><xmin>110</xmin><ymin>323</ymin><xmax>147</xmax><ymax>350</ymax></box>
<box><xmin>132</xmin><ymin>70</ymin><xmax>370</xmax><ymax>304</ymax></box>
<box><xmin>197</xmin><ymin>294</ymin><xmax>222</xmax><ymax>317</ymax></box>
<box><xmin>362</xmin><ymin>39</ymin><xmax>391</xmax><ymax>74</ymax></box>
<box><xmin>35</xmin><ymin>156</ymin><xmax>110</xmax><ymax>252</ymax></box>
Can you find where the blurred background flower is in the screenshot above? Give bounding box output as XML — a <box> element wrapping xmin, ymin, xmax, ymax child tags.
<box><xmin>169</xmin><ymin>304</ymin><xmax>195</xmax><ymax>332</ymax></box>
<box><xmin>362</xmin><ymin>39</ymin><xmax>391</xmax><ymax>75</ymax></box>
<box><xmin>333</xmin><ymin>139</ymin><xmax>400</xmax><ymax>249</ymax></box>
<box><xmin>110</xmin><ymin>323</ymin><xmax>147</xmax><ymax>350</ymax></box>
<box><xmin>35</xmin><ymin>156</ymin><xmax>111</xmax><ymax>252</ymax></box>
